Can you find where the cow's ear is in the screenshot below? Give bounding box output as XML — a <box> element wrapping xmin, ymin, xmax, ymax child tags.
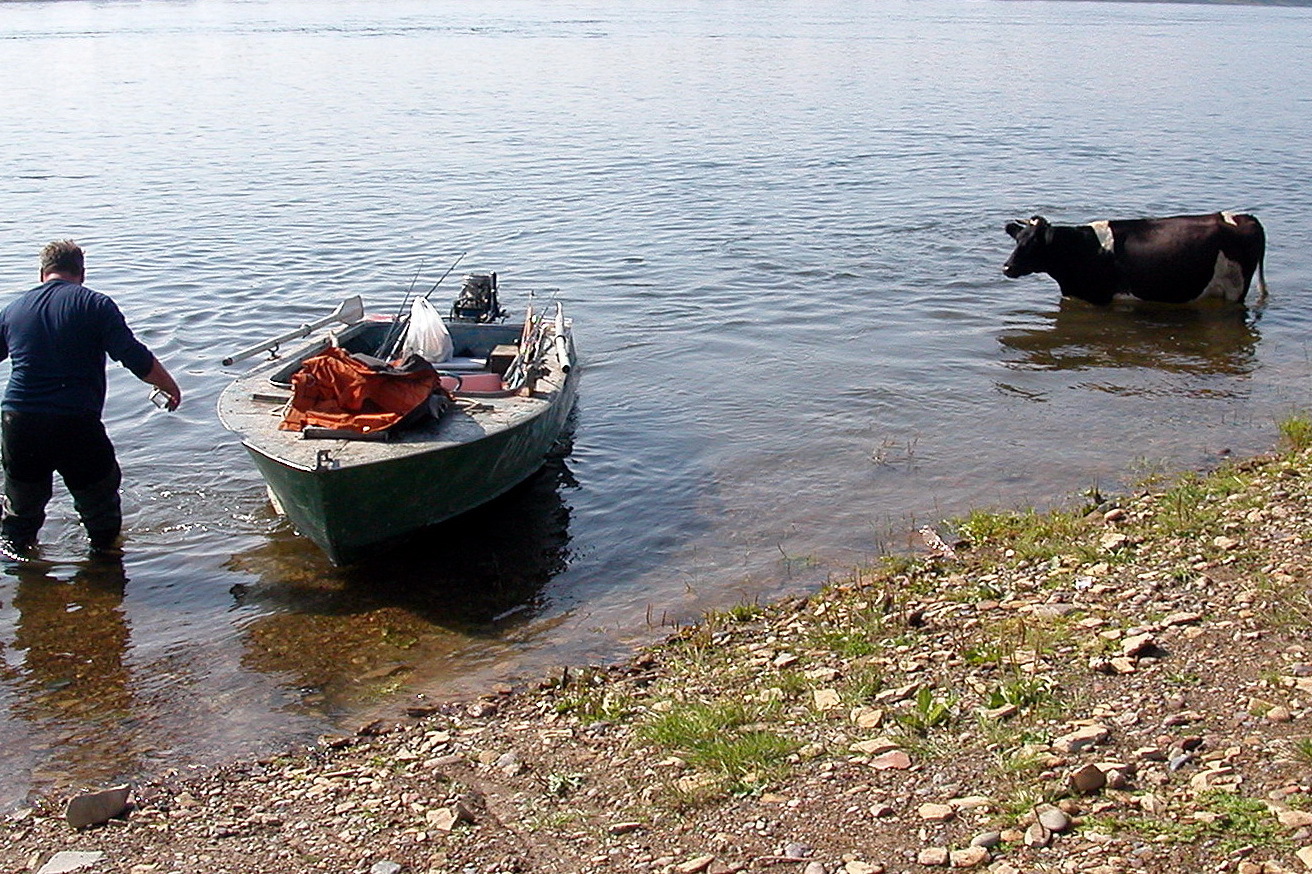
<box><xmin>1006</xmin><ymin>221</ymin><xmax>1024</xmax><ymax>239</ymax></box>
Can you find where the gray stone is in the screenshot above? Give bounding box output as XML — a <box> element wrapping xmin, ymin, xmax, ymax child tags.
<box><xmin>427</xmin><ymin>807</ymin><xmax>462</xmax><ymax>831</ymax></box>
<box><xmin>969</xmin><ymin>831</ymin><xmax>1002</xmax><ymax>848</ymax></box>
<box><xmin>1121</xmin><ymin>633</ymin><xmax>1156</xmax><ymax>658</ymax></box>
<box><xmin>918</xmin><ymin>802</ymin><xmax>955</xmax><ymax>822</ymax></box>
<box><xmin>1052</xmin><ymin>724</ymin><xmax>1110</xmax><ymax>754</ymax></box>
<box><xmin>370</xmin><ymin>863</ymin><xmax>402</xmax><ymax>874</ymax></box>
<box><xmin>608</xmin><ymin>821</ymin><xmax>643</xmax><ymax>835</ymax></box>
<box><xmin>1036</xmin><ymin>805</ymin><xmax>1071</xmax><ymax>833</ymax></box>
<box><xmin>64</xmin><ymin>785</ymin><xmax>131</xmax><ymax>829</ymax></box>
<box><xmin>917</xmin><ymin>847</ymin><xmax>950</xmax><ymax>867</ymax></box>
<box><xmin>949</xmin><ymin>847</ymin><xmax>990</xmax><ymax>868</ymax></box>
<box><xmin>1024</xmin><ymin>822</ymin><xmax>1052</xmax><ymax>848</ymax></box>
<box><xmin>36</xmin><ymin>853</ymin><xmax>104</xmax><ymax>874</ymax></box>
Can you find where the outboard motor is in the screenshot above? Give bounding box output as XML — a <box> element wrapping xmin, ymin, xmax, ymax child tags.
<box><xmin>450</xmin><ymin>273</ymin><xmax>506</xmax><ymax>323</ymax></box>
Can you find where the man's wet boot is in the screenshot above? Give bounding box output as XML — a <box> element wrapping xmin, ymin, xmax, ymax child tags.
<box><xmin>88</xmin><ymin>530</ymin><xmax>123</xmax><ymax>557</ymax></box>
<box><xmin>2</xmin><ymin>474</ymin><xmax>49</xmax><ymax>557</ymax></box>
<box><xmin>71</xmin><ymin>468</ymin><xmax>123</xmax><ymax>556</ymax></box>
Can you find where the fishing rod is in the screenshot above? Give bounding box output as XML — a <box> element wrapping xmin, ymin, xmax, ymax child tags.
<box><xmin>374</xmin><ymin>262</ymin><xmax>426</xmax><ymax>357</ymax></box>
<box><xmin>552</xmin><ymin>301</ymin><xmax>570</xmax><ymax>373</ymax></box>
<box><xmin>504</xmin><ymin>295</ymin><xmax>567</xmax><ymax>392</ymax></box>
<box><xmin>375</xmin><ymin>252</ymin><xmax>467</xmax><ymax>358</ymax></box>
<box><xmin>502</xmin><ymin>294</ymin><xmax>537</xmax><ymax>390</ymax></box>
<box><xmin>383</xmin><ymin>251</ymin><xmax>469</xmax><ymax>360</ymax></box>
<box><xmin>421</xmin><ymin>251</ymin><xmax>468</xmax><ymax>301</ymax></box>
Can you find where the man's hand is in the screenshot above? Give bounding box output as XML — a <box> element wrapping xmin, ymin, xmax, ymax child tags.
<box><xmin>143</xmin><ymin>357</ymin><xmax>182</xmax><ymax>411</ymax></box>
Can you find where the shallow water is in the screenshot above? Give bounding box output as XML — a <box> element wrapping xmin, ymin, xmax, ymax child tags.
<box><xmin>1</xmin><ymin>0</ymin><xmax>1311</xmax><ymax>806</ymax></box>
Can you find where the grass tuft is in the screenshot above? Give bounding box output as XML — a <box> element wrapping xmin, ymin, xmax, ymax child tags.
<box><xmin>640</xmin><ymin>700</ymin><xmax>798</xmax><ymax>796</ymax></box>
<box><xmin>894</xmin><ymin>685</ymin><xmax>956</xmax><ymax>736</ymax></box>
<box><xmin>1279</xmin><ymin>413</ymin><xmax>1312</xmax><ymax>452</ymax></box>
<box><xmin>1087</xmin><ymin>790</ymin><xmax>1285</xmax><ymax>854</ymax></box>
<box><xmin>955</xmin><ymin>506</ymin><xmax>1093</xmax><ymax>566</ymax></box>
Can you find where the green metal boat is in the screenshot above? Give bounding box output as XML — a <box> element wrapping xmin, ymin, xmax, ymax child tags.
<box><xmin>218</xmin><ymin>278</ymin><xmax>578</xmax><ymax>564</ymax></box>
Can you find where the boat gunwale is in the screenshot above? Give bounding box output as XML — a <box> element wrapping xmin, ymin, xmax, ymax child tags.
<box><xmin>218</xmin><ymin>311</ymin><xmax>576</xmax><ymax>473</ymax></box>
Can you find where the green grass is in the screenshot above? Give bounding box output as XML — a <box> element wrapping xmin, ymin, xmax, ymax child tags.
<box><xmin>1087</xmin><ymin>790</ymin><xmax>1285</xmax><ymax>854</ymax></box>
<box><xmin>984</xmin><ymin>675</ymin><xmax>1054</xmax><ymax>712</ymax></box>
<box><xmin>773</xmin><ymin>669</ymin><xmax>812</xmax><ymax>700</ymax></box>
<box><xmin>810</xmin><ymin>626</ymin><xmax>879</xmax><ymax>658</ymax></box>
<box><xmin>1287</xmin><ymin>791</ymin><xmax>1312</xmax><ymax>811</ymax></box>
<box><xmin>840</xmin><ymin>663</ymin><xmax>886</xmax><ymax>705</ymax></box>
<box><xmin>640</xmin><ymin>700</ymin><xmax>798</xmax><ymax>796</ymax></box>
<box><xmin>1149</xmin><ymin>471</ymin><xmax>1245</xmax><ymax>538</ymax></box>
<box><xmin>660</xmin><ymin>622</ymin><xmax>736</xmax><ymax>674</ymax></box>
<box><xmin>379</xmin><ymin>626</ymin><xmax>419</xmax><ymax>649</ymax></box>
<box><xmin>994</xmin><ymin>783</ymin><xmax>1063</xmax><ymax>818</ymax></box>
<box><xmin>877</xmin><ymin>553</ymin><xmax>922</xmax><ymax>577</ymax></box>
<box><xmin>552</xmin><ymin>668</ymin><xmax>636</xmax><ymax>724</ymax></box>
<box><xmin>545</xmin><ymin>772</ymin><xmax>586</xmax><ymax>797</ymax></box>
<box><xmin>894</xmin><ymin>686</ymin><xmax>956</xmax><ymax>736</ymax></box>
<box><xmin>723</xmin><ymin>602</ymin><xmax>767</xmax><ymax>622</ymax></box>
<box><xmin>527</xmin><ymin>807</ymin><xmax>587</xmax><ymax>832</ymax></box>
<box><xmin>952</xmin><ymin>456</ymin><xmax>1267</xmax><ymax>573</ymax></box>
<box><xmin>954</xmin><ymin>506</ymin><xmax>1096</xmax><ymax>566</ymax></box>
<box><xmin>1279</xmin><ymin>413</ymin><xmax>1312</xmax><ymax>452</ymax></box>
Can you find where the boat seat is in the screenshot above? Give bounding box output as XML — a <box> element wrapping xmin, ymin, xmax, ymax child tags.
<box><xmin>435</xmin><ymin>357</ymin><xmax>487</xmax><ymax>371</ymax></box>
<box><xmin>439</xmin><ymin>372</ymin><xmax>505</xmax><ymax>395</ymax></box>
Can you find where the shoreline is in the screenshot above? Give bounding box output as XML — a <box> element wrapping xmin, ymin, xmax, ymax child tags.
<box><xmin>6</xmin><ymin>434</ymin><xmax>1312</xmax><ymax>874</ymax></box>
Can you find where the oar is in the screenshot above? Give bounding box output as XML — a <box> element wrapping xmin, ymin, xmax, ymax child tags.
<box><xmin>221</xmin><ymin>295</ymin><xmax>365</xmax><ymax>366</ymax></box>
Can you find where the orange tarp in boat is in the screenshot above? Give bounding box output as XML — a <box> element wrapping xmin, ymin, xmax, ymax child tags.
<box><xmin>279</xmin><ymin>346</ymin><xmax>441</xmax><ymax>434</ymax></box>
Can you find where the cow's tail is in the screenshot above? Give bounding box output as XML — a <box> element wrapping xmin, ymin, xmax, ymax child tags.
<box><xmin>1255</xmin><ymin>217</ymin><xmax>1269</xmax><ymax>303</ymax></box>
<box><xmin>1246</xmin><ymin>213</ymin><xmax>1269</xmax><ymax>304</ymax></box>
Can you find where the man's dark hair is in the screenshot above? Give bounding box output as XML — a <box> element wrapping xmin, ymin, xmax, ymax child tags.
<box><xmin>40</xmin><ymin>240</ymin><xmax>84</xmax><ymax>278</ymax></box>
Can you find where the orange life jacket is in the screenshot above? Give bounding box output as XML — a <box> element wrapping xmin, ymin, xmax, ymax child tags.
<box><xmin>279</xmin><ymin>346</ymin><xmax>443</xmax><ymax>434</ymax></box>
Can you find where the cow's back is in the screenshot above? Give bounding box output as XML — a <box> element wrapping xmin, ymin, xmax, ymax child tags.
<box><xmin>1109</xmin><ymin>212</ymin><xmax>1264</xmax><ymax>304</ymax></box>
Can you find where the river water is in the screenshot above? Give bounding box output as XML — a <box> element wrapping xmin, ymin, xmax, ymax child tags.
<box><xmin>1</xmin><ymin>0</ymin><xmax>1310</xmax><ymax>807</ymax></box>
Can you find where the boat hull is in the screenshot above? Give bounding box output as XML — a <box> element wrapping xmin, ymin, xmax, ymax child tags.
<box><xmin>245</xmin><ymin>368</ymin><xmax>576</xmax><ymax>564</ymax></box>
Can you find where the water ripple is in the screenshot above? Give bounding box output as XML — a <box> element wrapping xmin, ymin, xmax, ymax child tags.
<box><xmin>0</xmin><ymin>0</ymin><xmax>1310</xmax><ymax>808</ymax></box>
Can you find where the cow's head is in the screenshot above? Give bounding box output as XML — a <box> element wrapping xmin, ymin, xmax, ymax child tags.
<box><xmin>1003</xmin><ymin>216</ymin><xmax>1051</xmax><ymax>278</ymax></box>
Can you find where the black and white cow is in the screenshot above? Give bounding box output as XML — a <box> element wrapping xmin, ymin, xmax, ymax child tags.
<box><xmin>1003</xmin><ymin>212</ymin><xmax>1267</xmax><ymax>305</ymax></box>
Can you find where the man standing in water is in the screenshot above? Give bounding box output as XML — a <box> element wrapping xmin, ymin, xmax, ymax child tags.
<box><xmin>0</xmin><ymin>240</ymin><xmax>182</xmax><ymax>556</ymax></box>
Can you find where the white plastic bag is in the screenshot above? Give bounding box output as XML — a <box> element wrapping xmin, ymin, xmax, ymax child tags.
<box><xmin>400</xmin><ymin>297</ymin><xmax>453</xmax><ymax>363</ymax></box>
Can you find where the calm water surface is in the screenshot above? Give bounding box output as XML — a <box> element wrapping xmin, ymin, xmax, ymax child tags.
<box><xmin>1</xmin><ymin>0</ymin><xmax>1311</xmax><ymax>806</ymax></box>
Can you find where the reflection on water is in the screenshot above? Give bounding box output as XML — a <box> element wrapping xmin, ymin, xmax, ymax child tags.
<box><xmin>0</xmin><ymin>559</ymin><xmax>139</xmax><ymax>795</ymax></box>
<box><xmin>225</xmin><ymin>435</ymin><xmax>578</xmax><ymax>716</ymax></box>
<box><xmin>2</xmin><ymin>0</ymin><xmax>1311</xmax><ymax>811</ymax></box>
<box><xmin>999</xmin><ymin>298</ymin><xmax>1261</xmax><ymax>379</ymax></box>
